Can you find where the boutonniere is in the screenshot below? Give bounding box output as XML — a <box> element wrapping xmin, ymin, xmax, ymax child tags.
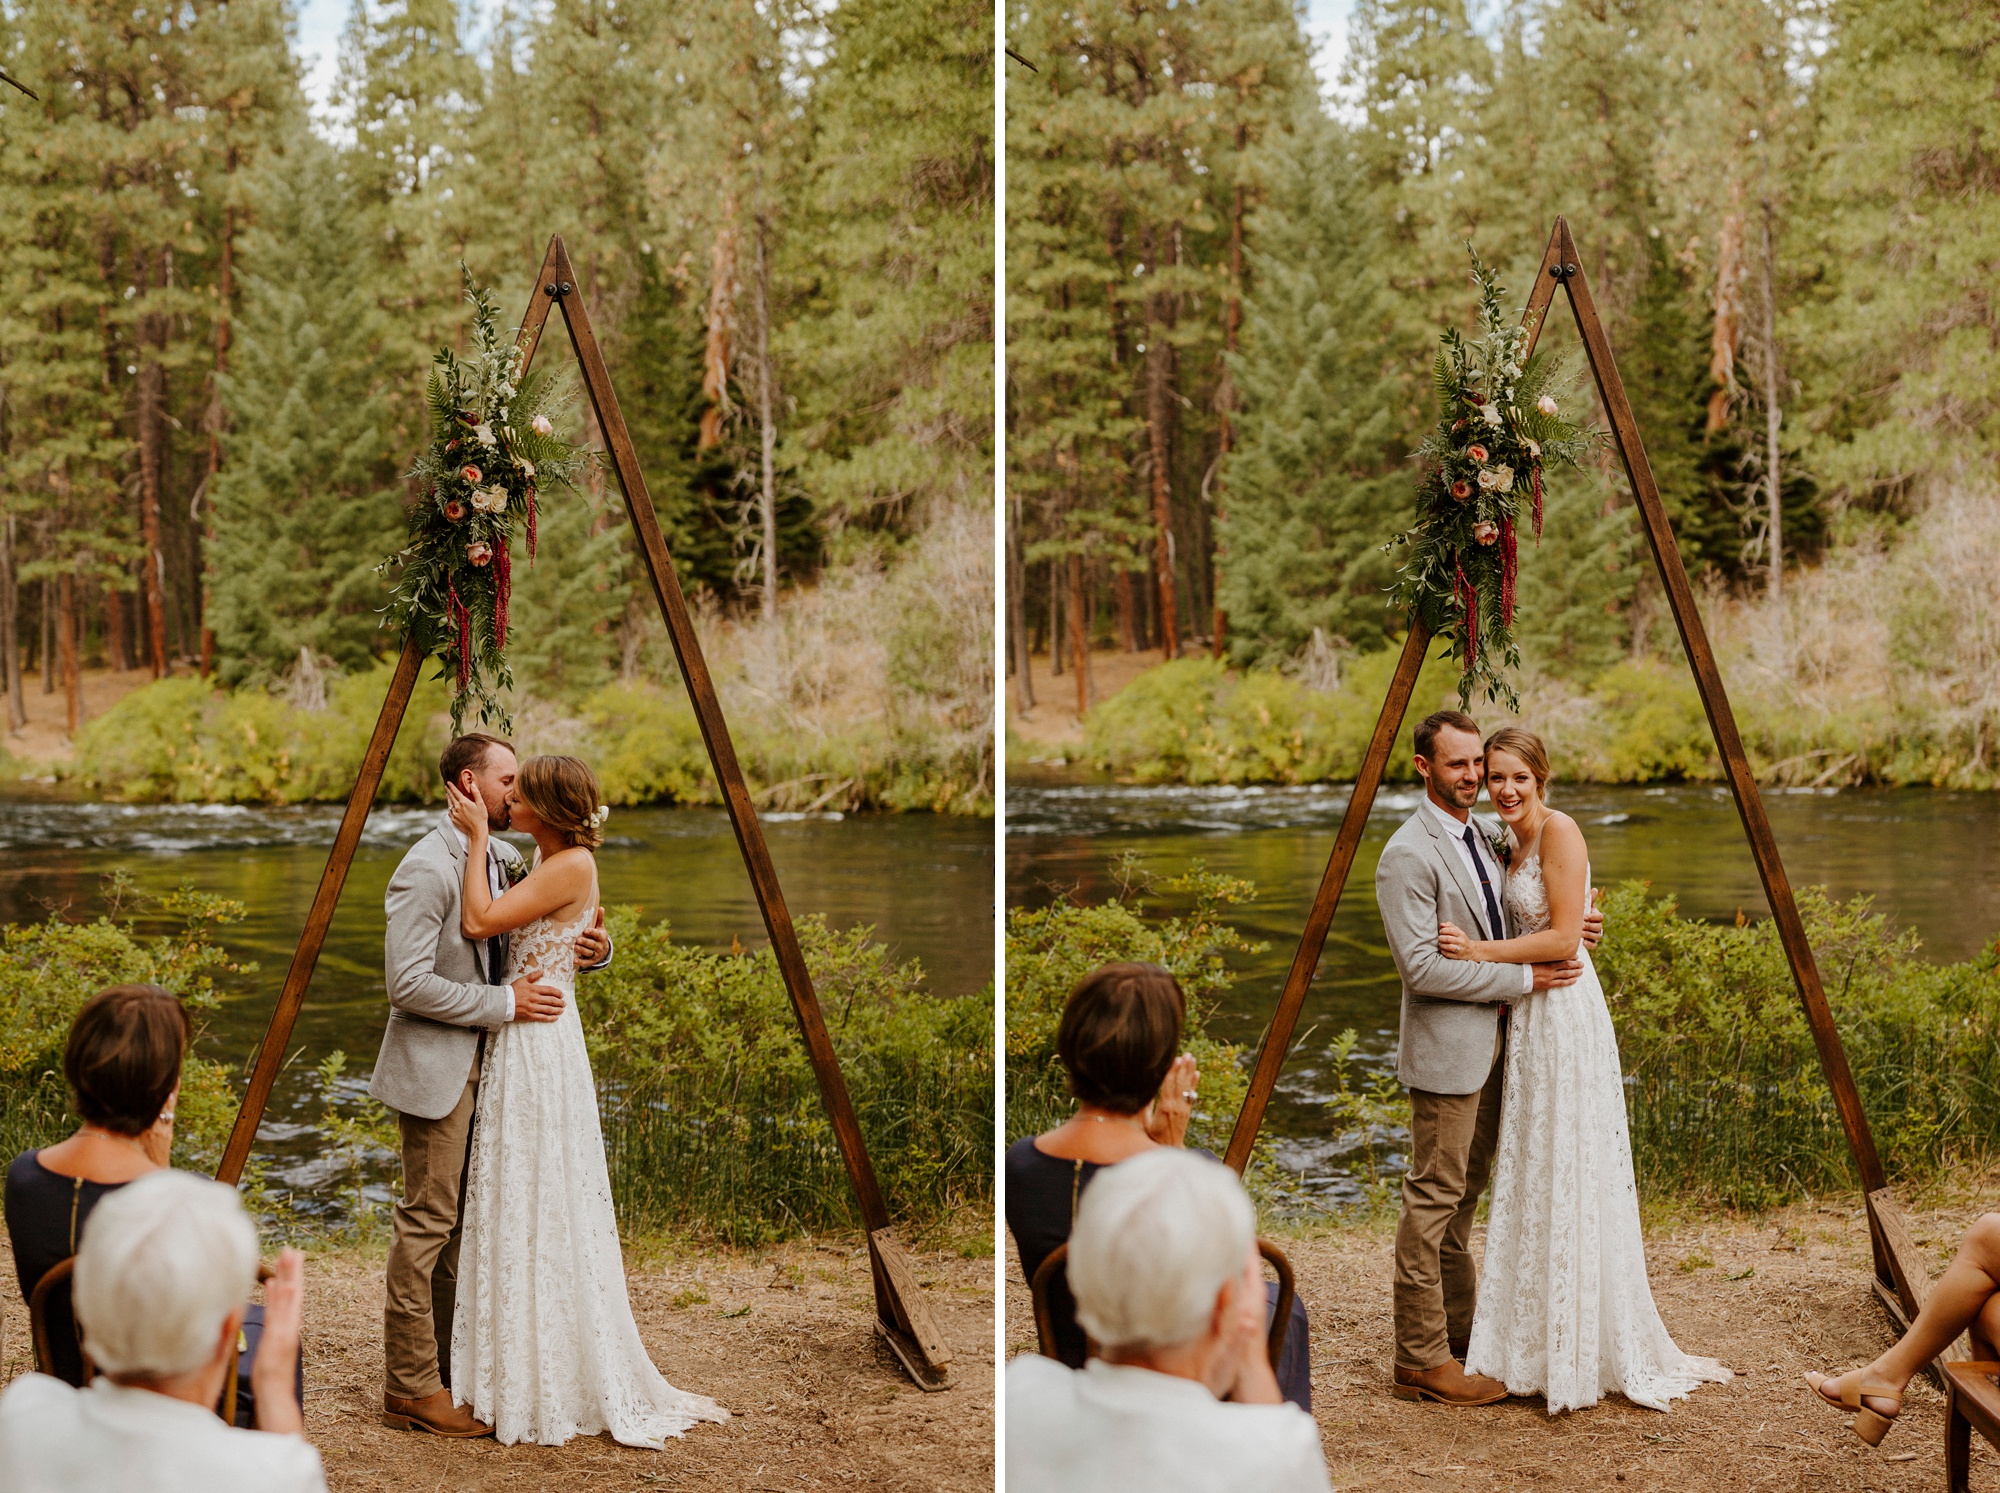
<box><xmin>1486</xmin><ymin>827</ymin><xmax>1512</xmax><ymax>867</ymax></box>
<box><xmin>497</xmin><ymin>843</ymin><xmax>530</xmax><ymax>886</ymax></box>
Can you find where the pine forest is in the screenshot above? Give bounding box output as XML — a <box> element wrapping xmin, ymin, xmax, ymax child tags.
<box><xmin>0</xmin><ymin>0</ymin><xmax>994</xmax><ymax>812</ymax></box>
<box><xmin>1006</xmin><ymin>0</ymin><xmax>2000</xmax><ymax>791</ymax></box>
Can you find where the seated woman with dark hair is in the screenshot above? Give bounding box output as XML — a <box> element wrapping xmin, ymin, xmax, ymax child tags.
<box><xmin>1005</xmin><ymin>962</ymin><xmax>1313</xmax><ymax>1409</ymax></box>
<box><xmin>4</xmin><ymin>984</ymin><xmax>184</xmax><ymax>1386</ymax></box>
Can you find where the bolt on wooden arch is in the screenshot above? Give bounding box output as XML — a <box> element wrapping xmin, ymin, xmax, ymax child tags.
<box><xmin>213</xmin><ymin>234</ymin><xmax>953</xmax><ymax>1391</ymax></box>
<box><xmin>1221</xmin><ymin>215</ymin><xmax>1943</xmax><ymax>1375</ymax></box>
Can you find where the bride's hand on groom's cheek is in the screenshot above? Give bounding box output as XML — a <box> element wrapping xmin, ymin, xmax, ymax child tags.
<box><xmin>446</xmin><ymin>781</ymin><xmax>489</xmax><ymax>838</ymax></box>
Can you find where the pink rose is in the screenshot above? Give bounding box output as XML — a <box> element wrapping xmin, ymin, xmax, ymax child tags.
<box><xmin>532</xmin><ymin>414</ymin><xmax>554</xmax><ymax>437</ymax></box>
<box><xmin>467</xmin><ymin>541</ymin><xmax>493</xmax><ymax>566</ymax></box>
<box><xmin>1467</xmin><ymin>444</ymin><xmax>1489</xmax><ymax>463</ymax></box>
<box><xmin>1450</xmin><ymin>479</ymin><xmax>1473</xmax><ymax>501</ymax></box>
<box><xmin>460</xmin><ymin>464</ymin><xmax>483</xmax><ymax>484</ymax></box>
<box><xmin>444</xmin><ymin>498</ymin><xmax>467</xmax><ymax>522</ymax></box>
<box><xmin>1473</xmin><ymin>521</ymin><xmax>1499</xmax><ymax>546</ymax></box>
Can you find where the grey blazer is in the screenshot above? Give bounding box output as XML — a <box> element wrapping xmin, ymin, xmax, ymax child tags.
<box><xmin>1375</xmin><ymin>805</ymin><xmax>1530</xmax><ymax>1096</ymax></box>
<box><xmin>368</xmin><ymin>817</ymin><xmax>512</xmax><ymax>1121</ymax></box>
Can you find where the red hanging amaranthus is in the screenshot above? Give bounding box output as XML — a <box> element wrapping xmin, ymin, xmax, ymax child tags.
<box><xmin>526</xmin><ymin>491</ymin><xmax>538</xmax><ymax>562</ymax></box>
<box><xmin>450</xmin><ymin>582</ymin><xmax>470</xmax><ymax>691</ymax></box>
<box><xmin>1531</xmin><ymin>462</ymin><xmax>1544</xmax><ymax>540</ymax></box>
<box><xmin>1501</xmin><ymin>518</ymin><xmax>1517</xmax><ymax>628</ymax></box>
<box><xmin>494</xmin><ymin>540</ymin><xmax>511</xmax><ymax>648</ymax></box>
<box><xmin>1454</xmin><ymin>556</ymin><xmax>1478</xmax><ymax>675</ymax></box>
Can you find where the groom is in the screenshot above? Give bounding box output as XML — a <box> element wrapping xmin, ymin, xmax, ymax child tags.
<box><xmin>1375</xmin><ymin>710</ymin><xmax>1599</xmax><ymax>1406</ymax></box>
<box><xmin>369</xmin><ymin>732</ymin><xmax>612</xmax><ymax>1436</ymax></box>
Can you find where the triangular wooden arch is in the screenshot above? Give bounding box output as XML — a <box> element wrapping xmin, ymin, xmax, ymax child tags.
<box><xmin>1222</xmin><ymin>216</ymin><xmax>1935</xmax><ymax>1355</ymax></box>
<box><xmin>212</xmin><ymin>235</ymin><xmax>952</xmax><ymax>1390</ymax></box>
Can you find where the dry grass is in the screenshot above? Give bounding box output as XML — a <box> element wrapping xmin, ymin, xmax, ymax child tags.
<box><xmin>4</xmin><ymin>1233</ymin><xmax>994</xmax><ymax>1492</ymax></box>
<box><xmin>1004</xmin><ymin>1192</ymin><xmax>2000</xmax><ymax>1491</ymax></box>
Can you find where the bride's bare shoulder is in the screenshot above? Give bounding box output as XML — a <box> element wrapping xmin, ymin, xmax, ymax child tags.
<box><xmin>1541</xmin><ymin>810</ymin><xmax>1587</xmax><ymax>855</ymax></box>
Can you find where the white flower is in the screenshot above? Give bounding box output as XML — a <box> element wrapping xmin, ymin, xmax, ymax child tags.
<box><xmin>532</xmin><ymin>414</ymin><xmax>554</xmax><ymax>437</ymax></box>
<box><xmin>1478</xmin><ymin>402</ymin><xmax>1503</xmax><ymax>428</ymax></box>
<box><xmin>1525</xmin><ymin>437</ymin><xmax>1542</xmax><ymax>458</ymax></box>
<box><xmin>1538</xmin><ymin>394</ymin><xmax>1559</xmax><ymax>417</ymax></box>
<box><xmin>588</xmin><ymin>804</ymin><xmax>611</xmax><ymax>830</ymax></box>
<box><xmin>1477</xmin><ymin>464</ymin><xmax>1514</xmax><ymax>491</ymax></box>
<box><xmin>521</xmin><ymin>459</ymin><xmax>535</xmax><ymax>479</ymax></box>
<box><xmin>471</xmin><ymin>485</ymin><xmax>508</xmax><ymax>514</ymax></box>
<box><xmin>473</xmin><ymin>421</ymin><xmax>497</xmax><ymax>449</ymax></box>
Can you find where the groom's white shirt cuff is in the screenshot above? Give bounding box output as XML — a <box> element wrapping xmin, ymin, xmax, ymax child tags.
<box><xmin>1421</xmin><ymin>797</ymin><xmax>1534</xmax><ymax>995</ymax></box>
<box><xmin>449</xmin><ymin>825</ymin><xmax>515</xmax><ymax>1022</ymax></box>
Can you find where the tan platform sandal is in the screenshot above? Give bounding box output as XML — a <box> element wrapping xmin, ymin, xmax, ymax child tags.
<box><xmin>1805</xmin><ymin>1370</ymin><xmax>1903</xmax><ymax>1447</ymax></box>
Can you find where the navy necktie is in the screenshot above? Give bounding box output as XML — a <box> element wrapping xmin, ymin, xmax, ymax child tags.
<box><xmin>1463</xmin><ymin>825</ymin><xmax>1506</xmax><ymax>941</ymax></box>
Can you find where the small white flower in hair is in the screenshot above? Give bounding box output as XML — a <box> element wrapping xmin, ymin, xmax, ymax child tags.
<box><xmin>588</xmin><ymin>804</ymin><xmax>611</xmax><ymax>830</ymax></box>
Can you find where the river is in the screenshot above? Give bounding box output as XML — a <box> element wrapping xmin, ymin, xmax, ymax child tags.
<box><xmin>1</xmin><ymin>798</ymin><xmax>993</xmax><ymax>1206</ymax></box>
<box><xmin>1006</xmin><ymin>776</ymin><xmax>2000</xmax><ymax>1203</ymax></box>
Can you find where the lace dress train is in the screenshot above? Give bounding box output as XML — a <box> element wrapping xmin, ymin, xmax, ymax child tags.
<box><xmin>1464</xmin><ymin>850</ymin><xmax>1730</xmax><ymax>1414</ymax></box>
<box><xmin>452</xmin><ymin>906</ymin><xmax>728</xmax><ymax>1447</ymax></box>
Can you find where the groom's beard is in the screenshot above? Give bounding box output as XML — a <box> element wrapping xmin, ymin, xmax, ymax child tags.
<box><xmin>487</xmin><ymin>800</ymin><xmax>513</xmax><ymax>831</ymax></box>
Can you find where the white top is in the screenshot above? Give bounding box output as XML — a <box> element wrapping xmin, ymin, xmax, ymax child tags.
<box><xmin>1005</xmin><ymin>1356</ymin><xmax>1331</xmax><ymax>1493</ymax></box>
<box><xmin>0</xmin><ymin>1374</ymin><xmax>328</xmax><ymax>1493</ymax></box>
<box><xmin>1420</xmin><ymin>795</ymin><xmax>1532</xmax><ymax>993</ymax></box>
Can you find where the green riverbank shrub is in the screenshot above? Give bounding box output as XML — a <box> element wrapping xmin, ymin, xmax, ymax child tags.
<box><xmin>1004</xmin><ymin>861</ymin><xmax>1266</xmax><ymax>1157</ymax></box>
<box><xmin>0</xmin><ymin>877</ymin><xmax>246</xmax><ymax>1170</ymax></box>
<box><xmin>73</xmin><ymin>667</ymin><xmax>991</xmax><ymax>814</ymax></box>
<box><xmin>580</xmin><ymin>909</ymin><xmax>992</xmax><ymax>1243</ymax></box>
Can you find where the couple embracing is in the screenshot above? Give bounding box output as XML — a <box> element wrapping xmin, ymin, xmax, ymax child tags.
<box><xmin>1381</xmin><ymin>710</ymin><xmax>1730</xmax><ymax>1414</ymax></box>
<box><xmin>370</xmin><ymin>733</ymin><xmax>727</xmax><ymax>1447</ymax></box>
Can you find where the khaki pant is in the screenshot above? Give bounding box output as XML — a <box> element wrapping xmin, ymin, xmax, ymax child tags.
<box><xmin>383</xmin><ymin>1045</ymin><xmax>480</xmax><ymax>1400</ymax></box>
<box><xmin>1393</xmin><ymin>1025</ymin><xmax>1506</xmax><ymax>1371</ymax></box>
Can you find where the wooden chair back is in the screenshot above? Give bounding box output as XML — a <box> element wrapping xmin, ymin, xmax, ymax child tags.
<box><xmin>29</xmin><ymin>1255</ymin><xmax>273</xmax><ymax>1425</ymax></box>
<box><xmin>1030</xmin><ymin>1237</ymin><xmax>1296</xmax><ymax>1372</ymax></box>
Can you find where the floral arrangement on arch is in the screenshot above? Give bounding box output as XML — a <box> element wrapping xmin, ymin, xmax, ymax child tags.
<box><xmin>383</xmin><ymin>272</ymin><xmax>591</xmax><ymax>733</ymax></box>
<box><xmin>1388</xmin><ymin>247</ymin><xmax>1597</xmax><ymax>709</ymax></box>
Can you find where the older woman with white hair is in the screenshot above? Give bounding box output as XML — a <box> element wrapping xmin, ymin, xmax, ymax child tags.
<box><xmin>1007</xmin><ymin>1149</ymin><xmax>1331</xmax><ymax>1493</ymax></box>
<box><xmin>0</xmin><ymin>1169</ymin><xmax>324</xmax><ymax>1493</ymax></box>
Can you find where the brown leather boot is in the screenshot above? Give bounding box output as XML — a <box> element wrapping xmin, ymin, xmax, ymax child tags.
<box><xmin>382</xmin><ymin>1387</ymin><xmax>494</xmax><ymax>1437</ymax></box>
<box><xmin>1392</xmin><ymin>1359</ymin><xmax>1509</xmax><ymax>1406</ymax></box>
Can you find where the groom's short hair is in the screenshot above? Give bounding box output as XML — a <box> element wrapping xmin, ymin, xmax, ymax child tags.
<box><xmin>440</xmin><ymin>732</ymin><xmax>515</xmax><ymax>787</ymax></box>
<box><xmin>1414</xmin><ymin>709</ymin><xmax>1481</xmax><ymax>761</ymax></box>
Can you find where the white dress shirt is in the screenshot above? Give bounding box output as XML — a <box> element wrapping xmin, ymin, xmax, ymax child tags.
<box><xmin>1420</xmin><ymin>795</ymin><xmax>1533</xmax><ymax>994</ymax></box>
<box><xmin>1006</xmin><ymin>1356</ymin><xmax>1332</xmax><ymax>1493</ymax></box>
<box><xmin>0</xmin><ymin>1374</ymin><xmax>327</xmax><ymax>1493</ymax></box>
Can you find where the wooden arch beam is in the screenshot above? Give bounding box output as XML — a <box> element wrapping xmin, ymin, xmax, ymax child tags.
<box><xmin>1224</xmin><ymin>215</ymin><xmax>1917</xmax><ymax>1316</ymax></box>
<box><xmin>216</xmin><ymin>235</ymin><xmax>952</xmax><ymax>1390</ymax></box>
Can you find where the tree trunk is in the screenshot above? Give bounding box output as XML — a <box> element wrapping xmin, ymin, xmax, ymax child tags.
<box><xmin>1758</xmin><ymin>197</ymin><xmax>1783</xmax><ymax>608</ymax></box>
<box><xmin>1146</xmin><ymin>308</ymin><xmax>1179</xmax><ymax>658</ymax></box>
<box><xmin>754</xmin><ymin>223</ymin><xmax>779</xmax><ymax>621</ymax></box>
<box><xmin>0</xmin><ymin>514</ymin><xmax>21</xmax><ymax>732</ymax></box>
<box><xmin>1214</xmin><ymin>128</ymin><xmax>1247</xmax><ymax>659</ymax></box>
<box><xmin>1067</xmin><ymin>551</ymin><xmax>1092</xmax><ymax>716</ymax></box>
<box><xmin>1116</xmin><ymin>568</ymin><xmax>1138</xmax><ymax>652</ymax></box>
<box><xmin>1008</xmin><ymin>505</ymin><xmax>1034</xmax><ymax>713</ymax></box>
<box><xmin>57</xmin><ymin>571</ymin><xmax>80</xmax><ymax>733</ymax></box>
<box><xmin>201</xmin><ymin>199</ymin><xmax>234</xmax><ymax>677</ymax></box>
<box><xmin>106</xmin><ymin>577</ymin><xmax>132</xmax><ymax>671</ymax></box>
<box><xmin>1048</xmin><ymin>561</ymin><xmax>1063</xmax><ymax>676</ymax></box>
<box><xmin>137</xmin><ymin>297</ymin><xmax>171</xmax><ymax>679</ymax></box>
<box><xmin>40</xmin><ymin>578</ymin><xmax>53</xmax><ymax>694</ymax></box>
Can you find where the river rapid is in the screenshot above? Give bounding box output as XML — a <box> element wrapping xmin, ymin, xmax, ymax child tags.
<box><xmin>1007</xmin><ymin>776</ymin><xmax>2000</xmax><ymax>1203</ymax></box>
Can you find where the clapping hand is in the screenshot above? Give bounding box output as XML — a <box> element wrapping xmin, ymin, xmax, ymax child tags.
<box><xmin>1218</xmin><ymin>1243</ymin><xmax>1283</xmax><ymax>1405</ymax></box>
<box><xmin>1147</xmin><ymin>1055</ymin><xmax>1200</xmax><ymax>1147</ymax></box>
<box><xmin>251</xmin><ymin>1248</ymin><xmax>306</xmax><ymax>1435</ymax></box>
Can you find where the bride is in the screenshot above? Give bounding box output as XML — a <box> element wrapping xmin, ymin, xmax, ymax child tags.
<box><xmin>445</xmin><ymin>755</ymin><xmax>727</xmax><ymax>1447</ymax></box>
<box><xmin>1435</xmin><ymin>726</ymin><xmax>1729</xmax><ymax>1413</ymax></box>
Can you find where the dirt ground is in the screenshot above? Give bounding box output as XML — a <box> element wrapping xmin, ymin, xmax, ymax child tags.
<box><xmin>4</xmin><ymin>663</ymin><xmax>155</xmax><ymax>766</ymax></box>
<box><xmin>3</xmin><ymin>1233</ymin><xmax>994</xmax><ymax>1492</ymax></box>
<box><xmin>1009</xmin><ymin>647</ymin><xmax>1168</xmax><ymax>754</ymax></box>
<box><xmin>1004</xmin><ymin>1193</ymin><xmax>2000</xmax><ymax>1491</ymax></box>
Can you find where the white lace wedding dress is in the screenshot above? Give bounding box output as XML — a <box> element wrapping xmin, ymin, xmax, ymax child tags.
<box><xmin>451</xmin><ymin>898</ymin><xmax>728</xmax><ymax>1447</ymax></box>
<box><xmin>1463</xmin><ymin>839</ymin><xmax>1730</xmax><ymax>1413</ymax></box>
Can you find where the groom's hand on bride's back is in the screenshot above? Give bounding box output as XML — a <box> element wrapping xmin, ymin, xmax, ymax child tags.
<box><xmin>1581</xmin><ymin>887</ymin><xmax>1604</xmax><ymax>950</ymax></box>
<box><xmin>1529</xmin><ymin>958</ymin><xmax>1583</xmax><ymax>991</ymax></box>
<box><xmin>511</xmin><ymin>970</ymin><xmax>565</xmax><ymax>1022</ymax></box>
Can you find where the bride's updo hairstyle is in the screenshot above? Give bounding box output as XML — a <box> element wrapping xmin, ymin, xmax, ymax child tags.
<box><xmin>1483</xmin><ymin>725</ymin><xmax>1552</xmax><ymax>796</ymax></box>
<box><xmin>517</xmin><ymin>755</ymin><xmax>606</xmax><ymax>849</ymax></box>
